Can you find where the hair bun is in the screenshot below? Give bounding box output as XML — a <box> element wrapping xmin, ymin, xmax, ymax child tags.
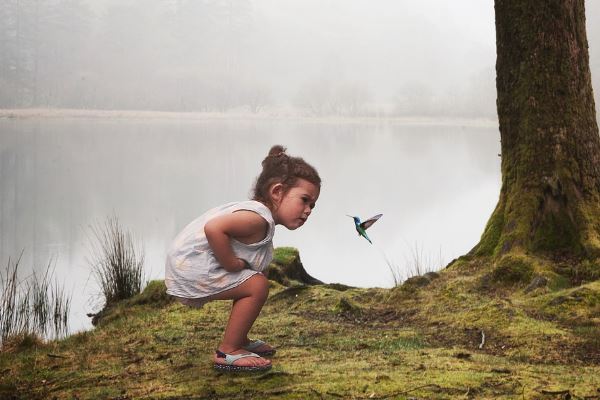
<box><xmin>253</xmin><ymin>144</ymin><xmax>321</xmax><ymax>208</ymax></box>
<box><xmin>268</xmin><ymin>145</ymin><xmax>287</xmax><ymax>157</ymax></box>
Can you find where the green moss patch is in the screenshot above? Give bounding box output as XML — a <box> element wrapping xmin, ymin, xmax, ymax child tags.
<box><xmin>532</xmin><ymin>207</ymin><xmax>582</xmax><ymax>254</ymax></box>
<box><xmin>272</xmin><ymin>247</ymin><xmax>298</xmax><ymax>265</ymax></box>
<box><xmin>331</xmin><ymin>297</ymin><xmax>362</xmax><ymax>316</ymax></box>
<box><xmin>571</xmin><ymin>259</ymin><xmax>600</xmax><ymax>285</ymax></box>
<box><xmin>265</xmin><ymin>247</ymin><xmax>322</xmax><ymax>286</ymax></box>
<box><xmin>484</xmin><ymin>254</ymin><xmax>534</xmax><ymax>287</ymax></box>
<box><xmin>3</xmin><ymin>252</ymin><xmax>600</xmax><ymax>399</ymax></box>
<box><xmin>473</xmin><ymin>203</ymin><xmax>505</xmax><ymax>256</ymax></box>
<box><xmin>130</xmin><ymin>280</ymin><xmax>173</xmax><ymax>307</ymax></box>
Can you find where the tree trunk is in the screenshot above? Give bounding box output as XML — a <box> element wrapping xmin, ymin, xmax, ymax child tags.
<box><xmin>471</xmin><ymin>0</ymin><xmax>600</xmax><ymax>260</ymax></box>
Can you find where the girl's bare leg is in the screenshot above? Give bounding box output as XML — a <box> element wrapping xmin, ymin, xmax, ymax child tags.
<box><xmin>206</xmin><ymin>274</ymin><xmax>271</xmax><ymax>367</ymax></box>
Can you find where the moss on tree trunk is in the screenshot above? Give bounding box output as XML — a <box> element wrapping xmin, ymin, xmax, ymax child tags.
<box><xmin>471</xmin><ymin>0</ymin><xmax>600</xmax><ymax>261</ymax></box>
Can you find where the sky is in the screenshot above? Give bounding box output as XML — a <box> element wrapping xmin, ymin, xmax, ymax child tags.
<box><xmin>253</xmin><ymin>0</ymin><xmax>496</xmax><ymax>97</ymax></box>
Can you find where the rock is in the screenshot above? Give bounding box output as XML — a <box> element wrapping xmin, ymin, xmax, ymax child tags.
<box><xmin>548</xmin><ymin>296</ymin><xmax>567</xmax><ymax>306</ymax></box>
<box><xmin>402</xmin><ymin>272</ymin><xmax>440</xmax><ymax>289</ymax></box>
<box><xmin>332</xmin><ymin>297</ymin><xmax>362</xmax><ymax>316</ymax></box>
<box><xmin>524</xmin><ymin>276</ymin><xmax>548</xmax><ymax>293</ymax></box>
<box><xmin>454</xmin><ymin>352</ymin><xmax>472</xmax><ymax>360</ymax></box>
<box><xmin>404</xmin><ymin>276</ymin><xmax>431</xmax><ymax>287</ymax></box>
<box><xmin>423</xmin><ymin>271</ymin><xmax>440</xmax><ymax>281</ymax></box>
<box><xmin>264</xmin><ymin>248</ymin><xmax>323</xmax><ymax>287</ymax></box>
<box><xmin>324</xmin><ymin>283</ymin><xmax>355</xmax><ymax>291</ymax></box>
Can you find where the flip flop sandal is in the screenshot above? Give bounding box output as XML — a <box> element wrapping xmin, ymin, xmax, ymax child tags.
<box><xmin>213</xmin><ymin>350</ymin><xmax>272</xmax><ymax>372</ymax></box>
<box><xmin>242</xmin><ymin>339</ymin><xmax>277</xmax><ymax>357</ymax></box>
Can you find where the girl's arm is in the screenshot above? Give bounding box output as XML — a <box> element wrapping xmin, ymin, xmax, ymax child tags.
<box><xmin>204</xmin><ymin>210</ymin><xmax>268</xmax><ymax>272</ymax></box>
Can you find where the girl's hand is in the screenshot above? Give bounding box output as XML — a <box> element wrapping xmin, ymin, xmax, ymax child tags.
<box><xmin>224</xmin><ymin>258</ymin><xmax>247</xmax><ymax>272</ymax></box>
<box><xmin>204</xmin><ymin>211</ymin><xmax>267</xmax><ymax>273</ymax></box>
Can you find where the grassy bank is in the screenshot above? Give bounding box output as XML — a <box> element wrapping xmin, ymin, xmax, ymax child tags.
<box><xmin>1</xmin><ymin>249</ymin><xmax>599</xmax><ymax>399</ymax></box>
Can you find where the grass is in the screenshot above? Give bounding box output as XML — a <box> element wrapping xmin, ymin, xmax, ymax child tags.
<box><xmin>386</xmin><ymin>242</ymin><xmax>445</xmax><ymax>286</ymax></box>
<box><xmin>0</xmin><ymin>252</ymin><xmax>71</xmax><ymax>349</ymax></box>
<box><xmin>88</xmin><ymin>216</ymin><xmax>145</xmax><ymax>309</ymax></box>
<box><xmin>272</xmin><ymin>247</ymin><xmax>298</xmax><ymax>265</ymax></box>
<box><xmin>2</xmin><ymin>250</ymin><xmax>600</xmax><ymax>399</ymax></box>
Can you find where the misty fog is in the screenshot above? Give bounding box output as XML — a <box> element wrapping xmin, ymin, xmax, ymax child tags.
<box><xmin>2</xmin><ymin>1</ymin><xmax>598</xmax><ymax>118</ymax></box>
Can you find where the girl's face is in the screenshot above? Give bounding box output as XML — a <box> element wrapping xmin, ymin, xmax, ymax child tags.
<box><xmin>271</xmin><ymin>179</ymin><xmax>320</xmax><ymax>230</ymax></box>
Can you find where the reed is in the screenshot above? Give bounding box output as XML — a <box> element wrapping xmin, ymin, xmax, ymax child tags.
<box><xmin>88</xmin><ymin>216</ymin><xmax>144</xmax><ymax>308</ymax></box>
<box><xmin>0</xmin><ymin>252</ymin><xmax>71</xmax><ymax>348</ymax></box>
<box><xmin>387</xmin><ymin>242</ymin><xmax>445</xmax><ymax>286</ymax></box>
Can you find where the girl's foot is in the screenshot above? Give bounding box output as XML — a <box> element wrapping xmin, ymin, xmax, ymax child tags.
<box><xmin>214</xmin><ymin>348</ymin><xmax>272</xmax><ymax>368</ymax></box>
<box><xmin>243</xmin><ymin>338</ymin><xmax>276</xmax><ymax>356</ymax></box>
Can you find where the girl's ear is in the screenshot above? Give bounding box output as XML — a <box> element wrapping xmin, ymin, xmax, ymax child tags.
<box><xmin>270</xmin><ymin>183</ymin><xmax>284</xmax><ymax>207</ymax></box>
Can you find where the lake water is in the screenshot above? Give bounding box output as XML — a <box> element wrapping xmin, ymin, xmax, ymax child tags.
<box><xmin>0</xmin><ymin>115</ymin><xmax>501</xmax><ymax>332</ymax></box>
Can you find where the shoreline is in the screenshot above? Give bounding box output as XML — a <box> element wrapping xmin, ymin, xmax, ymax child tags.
<box><xmin>0</xmin><ymin>108</ymin><xmax>498</xmax><ymax>127</ymax></box>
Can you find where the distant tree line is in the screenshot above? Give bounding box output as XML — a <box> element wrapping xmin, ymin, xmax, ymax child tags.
<box><xmin>1</xmin><ymin>0</ymin><xmax>598</xmax><ymax>119</ymax></box>
<box><xmin>0</xmin><ymin>0</ymin><xmax>92</xmax><ymax>108</ymax></box>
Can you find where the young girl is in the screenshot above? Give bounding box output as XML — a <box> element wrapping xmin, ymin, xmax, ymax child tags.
<box><xmin>165</xmin><ymin>145</ymin><xmax>321</xmax><ymax>372</ymax></box>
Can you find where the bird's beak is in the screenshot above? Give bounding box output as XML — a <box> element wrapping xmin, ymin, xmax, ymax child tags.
<box><xmin>345</xmin><ymin>215</ymin><xmax>353</xmax><ymax>218</ymax></box>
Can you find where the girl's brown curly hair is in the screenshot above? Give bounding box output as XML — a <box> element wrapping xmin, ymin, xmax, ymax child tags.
<box><xmin>252</xmin><ymin>145</ymin><xmax>321</xmax><ymax>209</ymax></box>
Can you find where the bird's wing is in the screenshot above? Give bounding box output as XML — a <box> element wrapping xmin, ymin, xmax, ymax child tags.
<box><xmin>360</xmin><ymin>214</ymin><xmax>382</xmax><ymax>230</ymax></box>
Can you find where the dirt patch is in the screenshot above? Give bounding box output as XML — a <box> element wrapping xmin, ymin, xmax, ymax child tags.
<box><xmin>295</xmin><ymin>304</ymin><xmax>420</xmax><ymax>327</ymax></box>
<box><xmin>421</xmin><ymin>321</ymin><xmax>513</xmax><ymax>357</ymax></box>
<box><xmin>568</xmin><ymin>330</ymin><xmax>600</xmax><ymax>364</ymax></box>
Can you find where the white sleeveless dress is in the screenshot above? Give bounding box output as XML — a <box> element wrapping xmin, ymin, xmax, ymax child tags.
<box><xmin>165</xmin><ymin>200</ymin><xmax>275</xmax><ymax>302</ymax></box>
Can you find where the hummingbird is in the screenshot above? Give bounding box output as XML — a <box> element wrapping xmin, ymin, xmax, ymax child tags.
<box><xmin>346</xmin><ymin>214</ymin><xmax>382</xmax><ymax>244</ymax></box>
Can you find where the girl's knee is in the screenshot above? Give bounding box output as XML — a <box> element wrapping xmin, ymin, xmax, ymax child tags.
<box><xmin>248</xmin><ymin>274</ymin><xmax>269</xmax><ymax>301</ymax></box>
